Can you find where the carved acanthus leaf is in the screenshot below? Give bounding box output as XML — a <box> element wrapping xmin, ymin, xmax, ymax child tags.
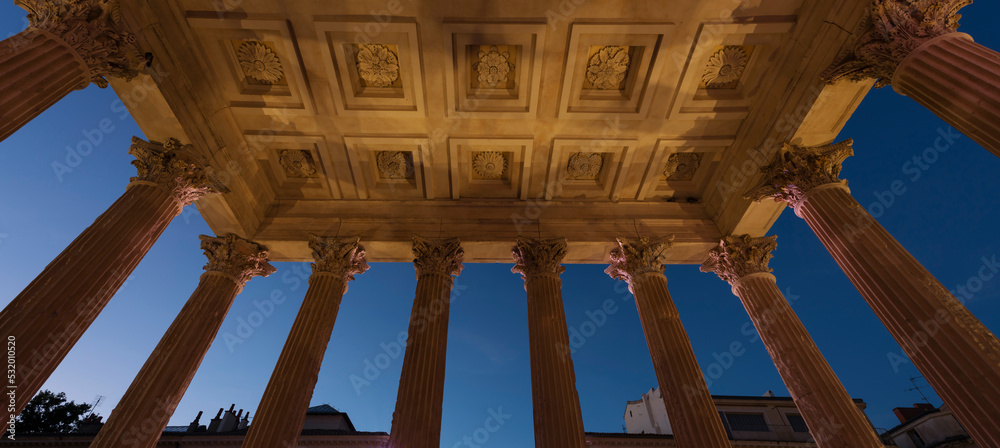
<box><xmin>199</xmin><ymin>234</ymin><xmax>276</xmax><ymax>287</ymax></box>
<box><xmin>586</xmin><ymin>46</ymin><xmax>630</xmax><ymax>90</ymax></box>
<box><xmin>702</xmin><ymin>46</ymin><xmax>748</xmax><ymax>87</ymax></box>
<box><xmin>237</xmin><ymin>41</ymin><xmax>284</xmax><ymax>84</ymax></box>
<box><xmin>279</xmin><ymin>150</ymin><xmax>317</xmax><ymax>178</ymax></box>
<box><xmin>511</xmin><ymin>237</ymin><xmax>567</xmax><ymax>277</ymax></box>
<box><xmin>663</xmin><ymin>153</ymin><xmax>703</xmax><ymax>181</ymax></box>
<box><xmin>16</xmin><ymin>0</ymin><xmax>143</xmax><ymax>88</ymax></box>
<box><xmin>129</xmin><ymin>136</ymin><xmax>228</xmax><ymax>207</ymax></box>
<box><xmin>823</xmin><ymin>0</ymin><xmax>971</xmax><ymax>88</ymax></box>
<box><xmin>412</xmin><ymin>235</ymin><xmax>464</xmax><ymax>277</ymax></box>
<box><xmin>701</xmin><ymin>235</ymin><xmax>778</xmax><ymax>285</ymax></box>
<box><xmin>356</xmin><ymin>44</ymin><xmax>400</xmax><ymax>87</ymax></box>
<box><xmin>472</xmin><ymin>151</ymin><xmax>507</xmax><ymax>179</ymax></box>
<box><xmin>376</xmin><ymin>151</ymin><xmax>411</xmax><ymax>179</ymax></box>
<box><xmin>475</xmin><ymin>46</ymin><xmax>513</xmax><ymax>88</ymax></box>
<box><xmin>744</xmin><ymin>139</ymin><xmax>854</xmax><ymax>206</ymax></box>
<box><xmin>566</xmin><ymin>153</ymin><xmax>603</xmax><ymax>180</ymax></box>
<box><xmin>605</xmin><ymin>236</ymin><xmax>673</xmax><ymax>285</ymax></box>
<box><xmin>309</xmin><ymin>235</ymin><xmax>370</xmax><ymax>282</ymax></box>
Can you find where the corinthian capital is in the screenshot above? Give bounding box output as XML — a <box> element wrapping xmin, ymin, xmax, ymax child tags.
<box><xmin>16</xmin><ymin>0</ymin><xmax>144</xmax><ymax>88</ymax></box>
<box><xmin>701</xmin><ymin>235</ymin><xmax>778</xmax><ymax>285</ymax></box>
<box><xmin>129</xmin><ymin>137</ymin><xmax>228</xmax><ymax>207</ymax></box>
<box><xmin>412</xmin><ymin>235</ymin><xmax>464</xmax><ymax>278</ymax></box>
<box><xmin>199</xmin><ymin>234</ymin><xmax>276</xmax><ymax>287</ymax></box>
<box><xmin>744</xmin><ymin>139</ymin><xmax>853</xmax><ymax>206</ymax></box>
<box><xmin>309</xmin><ymin>235</ymin><xmax>370</xmax><ymax>282</ymax></box>
<box><xmin>605</xmin><ymin>236</ymin><xmax>673</xmax><ymax>285</ymax></box>
<box><xmin>511</xmin><ymin>237</ymin><xmax>567</xmax><ymax>278</ymax></box>
<box><xmin>824</xmin><ymin>0</ymin><xmax>970</xmax><ymax>88</ymax></box>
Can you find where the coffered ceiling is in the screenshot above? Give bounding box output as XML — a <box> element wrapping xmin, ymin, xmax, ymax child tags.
<box><xmin>109</xmin><ymin>0</ymin><xmax>875</xmax><ymax>263</ymax></box>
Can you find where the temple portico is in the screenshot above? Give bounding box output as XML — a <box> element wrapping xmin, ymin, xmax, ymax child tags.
<box><xmin>3</xmin><ymin>0</ymin><xmax>1000</xmax><ymax>446</ymax></box>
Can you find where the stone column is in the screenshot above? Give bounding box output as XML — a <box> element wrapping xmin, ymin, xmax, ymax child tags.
<box><xmin>0</xmin><ymin>137</ymin><xmax>224</xmax><ymax>416</ymax></box>
<box><xmin>387</xmin><ymin>236</ymin><xmax>464</xmax><ymax>448</ymax></box>
<box><xmin>701</xmin><ymin>234</ymin><xmax>883</xmax><ymax>448</ymax></box>
<box><xmin>241</xmin><ymin>235</ymin><xmax>368</xmax><ymax>448</ymax></box>
<box><xmin>1</xmin><ymin>0</ymin><xmax>142</xmax><ymax>141</ymax></box>
<box><xmin>824</xmin><ymin>0</ymin><xmax>1000</xmax><ymax>158</ymax></box>
<box><xmin>606</xmin><ymin>237</ymin><xmax>730</xmax><ymax>448</ymax></box>
<box><xmin>90</xmin><ymin>234</ymin><xmax>274</xmax><ymax>448</ymax></box>
<box><xmin>511</xmin><ymin>237</ymin><xmax>587</xmax><ymax>448</ymax></box>
<box><xmin>746</xmin><ymin>140</ymin><xmax>1000</xmax><ymax>447</ymax></box>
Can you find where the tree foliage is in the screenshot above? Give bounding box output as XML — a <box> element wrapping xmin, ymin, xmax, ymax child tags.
<box><xmin>15</xmin><ymin>390</ymin><xmax>94</xmax><ymax>434</ymax></box>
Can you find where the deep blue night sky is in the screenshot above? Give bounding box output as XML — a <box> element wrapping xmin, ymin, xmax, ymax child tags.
<box><xmin>2</xmin><ymin>2</ymin><xmax>999</xmax><ymax>447</ymax></box>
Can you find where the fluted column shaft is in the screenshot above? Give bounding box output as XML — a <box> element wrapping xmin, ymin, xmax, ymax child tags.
<box><xmin>89</xmin><ymin>273</ymin><xmax>242</xmax><ymax>448</ymax></box>
<box><xmin>88</xmin><ymin>234</ymin><xmax>273</xmax><ymax>448</ymax></box>
<box><xmin>1</xmin><ymin>182</ymin><xmax>178</xmax><ymax>416</ymax></box>
<box><xmin>0</xmin><ymin>137</ymin><xmax>222</xmax><ymax>416</ymax></box>
<box><xmin>242</xmin><ymin>236</ymin><xmax>367</xmax><ymax>448</ymax></box>
<box><xmin>388</xmin><ymin>272</ymin><xmax>454</xmax><ymax>448</ymax></box>
<box><xmin>732</xmin><ymin>273</ymin><xmax>881</xmax><ymax>447</ymax></box>
<box><xmin>893</xmin><ymin>33</ymin><xmax>1000</xmax><ymax>158</ymax></box>
<box><xmin>524</xmin><ymin>272</ymin><xmax>588</xmax><ymax>448</ymax></box>
<box><xmin>0</xmin><ymin>29</ymin><xmax>89</xmax><ymax>140</ymax></box>
<box><xmin>798</xmin><ymin>183</ymin><xmax>1000</xmax><ymax>446</ymax></box>
<box><xmin>630</xmin><ymin>273</ymin><xmax>730</xmax><ymax>448</ymax></box>
<box><xmin>241</xmin><ymin>273</ymin><xmax>345</xmax><ymax>448</ymax></box>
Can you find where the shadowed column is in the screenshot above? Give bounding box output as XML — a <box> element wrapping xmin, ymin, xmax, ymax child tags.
<box><xmin>1</xmin><ymin>0</ymin><xmax>143</xmax><ymax>141</ymax></box>
<box><xmin>0</xmin><ymin>137</ymin><xmax>224</xmax><ymax>416</ymax></box>
<box><xmin>746</xmin><ymin>139</ymin><xmax>1000</xmax><ymax>446</ymax></box>
<box><xmin>242</xmin><ymin>235</ymin><xmax>369</xmax><ymax>448</ymax></box>
<box><xmin>90</xmin><ymin>234</ymin><xmax>274</xmax><ymax>448</ymax></box>
<box><xmin>824</xmin><ymin>0</ymin><xmax>1000</xmax><ymax>158</ymax></box>
<box><xmin>606</xmin><ymin>236</ymin><xmax>731</xmax><ymax>448</ymax></box>
<box><xmin>512</xmin><ymin>237</ymin><xmax>587</xmax><ymax>448</ymax></box>
<box><xmin>387</xmin><ymin>236</ymin><xmax>464</xmax><ymax>448</ymax></box>
<box><xmin>702</xmin><ymin>234</ymin><xmax>883</xmax><ymax>448</ymax></box>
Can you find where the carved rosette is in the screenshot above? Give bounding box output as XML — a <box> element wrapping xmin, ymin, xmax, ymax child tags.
<box><xmin>199</xmin><ymin>234</ymin><xmax>276</xmax><ymax>287</ymax></box>
<box><xmin>279</xmin><ymin>150</ymin><xmax>317</xmax><ymax>178</ymax></box>
<box><xmin>475</xmin><ymin>45</ymin><xmax>513</xmax><ymax>88</ymax></box>
<box><xmin>16</xmin><ymin>0</ymin><xmax>143</xmax><ymax>88</ymax></box>
<box><xmin>824</xmin><ymin>0</ymin><xmax>971</xmax><ymax>88</ymax></box>
<box><xmin>128</xmin><ymin>137</ymin><xmax>229</xmax><ymax>207</ymax></box>
<box><xmin>356</xmin><ymin>44</ymin><xmax>400</xmax><ymax>87</ymax></box>
<box><xmin>605</xmin><ymin>236</ymin><xmax>673</xmax><ymax>285</ymax></box>
<box><xmin>472</xmin><ymin>151</ymin><xmax>507</xmax><ymax>178</ymax></box>
<box><xmin>663</xmin><ymin>153</ymin><xmax>703</xmax><ymax>181</ymax></box>
<box><xmin>701</xmin><ymin>235</ymin><xmax>778</xmax><ymax>285</ymax></box>
<box><xmin>702</xmin><ymin>46</ymin><xmax>748</xmax><ymax>87</ymax></box>
<box><xmin>744</xmin><ymin>139</ymin><xmax>854</xmax><ymax>207</ymax></box>
<box><xmin>308</xmin><ymin>234</ymin><xmax>370</xmax><ymax>282</ymax></box>
<box><xmin>566</xmin><ymin>153</ymin><xmax>603</xmax><ymax>180</ymax></box>
<box><xmin>511</xmin><ymin>237</ymin><xmax>568</xmax><ymax>278</ymax></box>
<box><xmin>412</xmin><ymin>235</ymin><xmax>464</xmax><ymax>278</ymax></box>
<box><xmin>237</xmin><ymin>41</ymin><xmax>284</xmax><ymax>84</ymax></box>
<box><xmin>586</xmin><ymin>46</ymin><xmax>630</xmax><ymax>90</ymax></box>
<box><xmin>376</xmin><ymin>151</ymin><xmax>411</xmax><ymax>179</ymax></box>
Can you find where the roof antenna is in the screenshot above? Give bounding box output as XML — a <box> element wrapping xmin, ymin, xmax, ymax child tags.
<box><xmin>905</xmin><ymin>375</ymin><xmax>932</xmax><ymax>404</ymax></box>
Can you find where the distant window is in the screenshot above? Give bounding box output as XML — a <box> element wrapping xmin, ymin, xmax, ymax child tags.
<box><xmin>907</xmin><ymin>430</ymin><xmax>926</xmax><ymax>448</ymax></box>
<box><xmin>725</xmin><ymin>413</ymin><xmax>770</xmax><ymax>432</ymax></box>
<box><xmin>787</xmin><ymin>414</ymin><xmax>809</xmax><ymax>433</ymax></box>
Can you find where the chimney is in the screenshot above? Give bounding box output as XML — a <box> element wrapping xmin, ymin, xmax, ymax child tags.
<box><xmin>207</xmin><ymin>408</ymin><xmax>223</xmax><ymax>432</ymax></box>
<box><xmin>239</xmin><ymin>412</ymin><xmax>250</xmax><ymax>430</ymax></box>
<box><xmin>187</xmin><ymin>411</ymin><xmax>203</xmax><ymax>432</ymax></box>
<box><xmin>219</xmin><ymin>404</ymin><xmax>238</xmax><ymax>432</ymax></box>
<box><xmin>893</xmin><ymin>403</ymin><xmax>937</xmax><ymax>423</ymax></box>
